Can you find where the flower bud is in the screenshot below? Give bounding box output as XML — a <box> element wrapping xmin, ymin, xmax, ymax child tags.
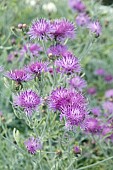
<box><xmin>18</xmin><ymin>23</ymin><xmax>23</xmax><ymax>29</ymax></box>
<box><xmin>73</xmin><ymin>146</ymin><xmax>81</xmax><ymax>155</ymax></box>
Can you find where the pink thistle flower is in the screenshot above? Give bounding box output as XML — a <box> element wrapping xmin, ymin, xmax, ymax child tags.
<box><xmin>69</xmin><ymin>0</ymin><xmax>86</xmax><ymax>13</ymax></box>
<box><xmin>50</xmin><ymin>19</ymin><xmax>75</xmax><ymax>41</ymax></box>
<box><xmin>20</xmin><ymin>43</ymin><xmax>42</xmax><ymax>57</ymax></box>
<box><xmin>91</xmin><ymin>107</ymin><xmax>101</xmax><ymax>117</ymax></box>
<box><xmin>104</xmin><ymin>74</ymin><xmax>113</xmax><ymax>83</ymax></box>
<box><xmin>87</xmin><ymin>87</ymin><xmax>97</xmax><ymax>95</ymax></box>
<box><xmin>76</xmin><ymin>13</ymin><xmax>90</xmax><ymax>27</ymax></box>
<box><xmin>73</xmin><ymin>146</ymin><xmax>81</xmax><ymax>154</ymax></box>
<box><xmin>5</xmin><ymin>69</ymin><xmax>33</xmax><ymax>83</ymax></box>
<box><xmin>14</xmin><ymin>90</ymin><xmax>41</xmax><ymax>116</ymax></box>
<box><xmin>101</xmin><ymin>125</ymin><xmax>113</xmax><ymax>142</ymax></box>
<box><xmin>105</xmin><ymin>89</ymin><xmax>113</xmax><ymax>99</ymax></box>
<box><xmin>48</xmin><ymin>87</ymin><xmax>87</xmax><ymax>112</ymax></box>
<box><xmin>24</xmin><ymin>137</ymin><xmax>42</xmax><ymax>154</ymax></box>
<box><xmin>88</xmin><ymin>21</ymin><xmax>102</xmax><ymax>37</ymax></box>
<box><xmin>55</xmin><ymin>53</ymin><xmax>81</xmax><ymax>74</ymax></box>
<box><xmin>69</xmin><ymin>76</ymin><xmax>87</xmax><ymax>90</ymax></box>
<box><xmin>47</xmin><ymin>44</ymin><xmax>68</xmax><ymax>57</ymax></box>
<box><xmin>26</xmin><ymin>62</ymin><xmax>48</xmax><ymax>76</ymax></box>
<box><xmin>94</xmin><ymin>68</ymin><xmax>106</xmax><ymax>76</ymax></box>
<box><xmin>28</xmin><ymin>18</ymin><xmax>53</xmax><ymax>40</ymax></box>
<box><xmin>102</xmin><ymin>101</ymin><xmax>113</xmax><ymax>114</ymax></box>
<box><xmin>62</xmin><ymin>104</ymin><xmax>87</xmax><ymax>127</ymax></box>
<box><xmin>82</xmin><ymin>117</ymin><xmax>101</xmax><ymax>134</ymax></box>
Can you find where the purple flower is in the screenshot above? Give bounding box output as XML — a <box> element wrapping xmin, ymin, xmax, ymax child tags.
<box><xmin>105</xmin><ymin>89</ymin><xmax>113</xmax><ymax>99</ymax></box>
<box><xmin>104</xmin><ymin>74</ymin><xmax>113</xmax><ymax>83</ymax></box>
<box><xmin>5</xmin><ymin>69</ymin><xmax>33</xmax><ymax>83</ymax></box>
<box><xmin>26</xmin><ymin>62</ymin><xmax>48</xmax><ymax>76</ymax></box>
<box><xmin>94</xmin><ymin>68</ymin><xmax>106</xmax><ymax>76</ymax></box>
<box><xmin>73</xmin><ymin>146</ymin><xmax>81</xmax><ymax>154</ymax></box>
<box><xmin>91</xmin><ymin>107</ymin><xmax>101</xmax><ymax>117</ymax></box>
<box><xmin>69</xmin><ymin>76</ymin><xmax>87</xmax><ymax>90</ymax></box>
<box><xmin>48</xmin><ymin>87</ymin><xmax>87</xmax><ymax>112</ymax></box>
<box><xmin>55</xmin><ymin>53</ymin><xmax>81</xmax><ymax>74</ymax></box>
<box><xmin>47</xmin><ymin>44</ymin><xmax>68</xmax><ymax>57</ymax></box>
<box><xmin>14</xmin><ymin>90</ymin><xmax>41</xmax><ymax>116</ymax></box>
<box><xmin>0</xmin><ymin>66</ymin><xmax>4</xmax><ymax>73</ymax></box>
<box><xmin>49</xmin><ymin>87</ymin><xmax>88</xmax><ymax>130</ymax></box>
<box><xmin>102</xmin><ymin>101</ymin><xmax>113</xmax><ymax>114</ymax></box>
<box><xmin>102</xmin><ymin>126</ymin><xmax>112</xmax><ymax>136</ymax></box>
<box><xmin>7</xmin><ymin>53</ymin><xmax>14</xmax><ymax>62</ymax></box>
<box><xmin>20</xmin><ymin>43</ymin><xmax>42</xmax><ymax>57</ymax></box>
<box><xmin>82</xmin><ymin>117</ymin><xmax>101</xmax><ymax>133</ymax></box>
<box><xmin>102</xmin><ymin>126</ymin><xmax>113</xmax><ymax>142</ymax></box>
<box><xmin>24</xmin><ymin>137</ymin><xmax>42</xmax><ymax>154</ymax></box>
<box><xmin>87</xmin><ymin>87</ymin><xmax>97</xmax><ymax>95</ymax></box>
<box><xmin>88</xmin><ymin>21</ymin><xmax>102</xmax><ymax>36</ymax></box>
<box><xmin>76</xmin><ymin>13</ymin><xmax>90</xmax><ymax>27</ymax></box>
<box><xmin>50</xmin><ymin>19</ymin><xmax>75</xmax><ymax>41</ymax></box>
<box><xmin>69</xmin><ymin>0</ymin><xmax>86</xmax><ymax>13</ymax></box>
<box><xmin>28</xmin><ymin>19</ymin><xmax>52</xmax><ymax>40</ymax></box>
<box><xmin>62</xmin><ymin>104</ymin><xmax>87</xmax><ymax>127</ymax></box>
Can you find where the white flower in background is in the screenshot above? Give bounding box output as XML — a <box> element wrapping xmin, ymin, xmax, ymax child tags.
<box><xmin>42</xmin><ymin>2</ymin><xmax>57</xmax><ymax>13</ymax></box>
<box><xmin>26</xmin><ymin>0</ymin><xmax>36</xmax><ymax>6</ymax></box>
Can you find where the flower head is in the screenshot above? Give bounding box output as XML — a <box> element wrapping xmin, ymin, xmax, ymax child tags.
<box><xmin>94</xmin><ymin>68</ymin><xmax>106</xmax><ymax>76</ymax></box>
<box><xmin>69</xmin><ymin>76</ymin><xmax>87</xmax><ymax>90</ymax></box>
<box><xmin>91</xmin><ymin>107</ymin><xmax>101</xmax><ymax>117</ymax></box>
<box><xmin>50</xmin><ymin>19</ymin><xmax>75</xmax><ymax>41</ymax></box>
<box><xmin>104</xmin><ymin>74</ymin><xmax>113</xmax><ymax>83</ymax></box>
<box><xmin>24</xmin><ymin>137</ymin><xmax>42</xmax><ymax>154</ymax></box>
<box><xmin>73</xmin><ymin>146</ymin><xmax>81</xmax><ymax>154</ymax></box>
<box><xmin>88</xmin><ymin>21</ymin><xmax>102</xmax><ymax>36</ymax></box>
<box><xmin>76</xmin><ymin>13</ymin><xmax>90</xmax><ymax>27</ymax></box>
<box><xmin>102</xmin><ymin>126</ymin><xmax>112</xmax><ymax>136</ymax></box>
<box><xmin>105</xmin><ymin>89</ymin><xmax>113</xmax><ymax>99</ymax></box>
<box><xmin>14</xmin><ymin>90</ymin><xmax>41</xmax><ymax>116</ymax></box>
<box><xmin>48</xmin><ymin>87</ymin><xmax>87</xmax><ymax>112</ymax></box>
<box><xmin>20</xmin><ymin>43</ymin><xmax>42</xmax><ymax>57</ymax></box>
<box><xmin>82</xmin><ymin>117</ymin><xmax>101</xmax><ymax>133</ymax></box>
<box><xmin>55</xmin><ymin>53</ymin><xmax>81</xmax><ymax>74</ymax></box>
<box><xmin>7</xmin><ymin>51</ymin><xmax>18</xmax><ymax>62</ymax></box>
<box><xmin>28</xmin><ymin>19</ymin><xmax>52</xmax><ymax>40</ymax></box>
<box><xmin>47</xmin><ymin>44</ymin><xmax>68</xmax><ymax>57</ymax></box>
<box><xmin>69</xmin><ymin>0</ymin><xmax>86</xmax><ymax>13</ymax></box>
<box><xmin>5</xmin><ymin>69</ymin><xmax>33</xmax><ymax>83</ymax></box>
<box><xmin>26</xmin><ymin>62</ymin><xmax>48</xmax><ymax>76</ymax></box>
<box><xmin>87</xmin><ymin>87</ymin><xmax>97</xmax><ymax>95</ymax></box>
<box><xmin>102</xmin><ymin>101</ymin><xmax>113</xmax><ymax>114</ymax></box>
<box><xmin>62</xmin><ymin>104</ymin><xmax>87</xmax><ymax>127</ymax></box>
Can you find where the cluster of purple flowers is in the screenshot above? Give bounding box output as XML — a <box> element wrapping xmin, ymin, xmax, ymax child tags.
<box><xmin>48</xmin><ymin>87</ymin><xmax>89</xmax><ymax>129</ymax></box>
<box><xmin>28</xmin><ymin>18</ymin><xmax>75</xmax><ymax>42</ymax></box>
<box><xmin>94</xmin><ymin>68</ymin><xmax>113</xmax><ymax>83</ymax></box>
<box><xmin>4</xmin><ymin>12</ymin><xmax>103</xmax><ymax>155</ymax></box>
<box><xmin>69</xmin><ymin>0</ymin><xmax>102</xmax><ymax>36</ymax></box>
